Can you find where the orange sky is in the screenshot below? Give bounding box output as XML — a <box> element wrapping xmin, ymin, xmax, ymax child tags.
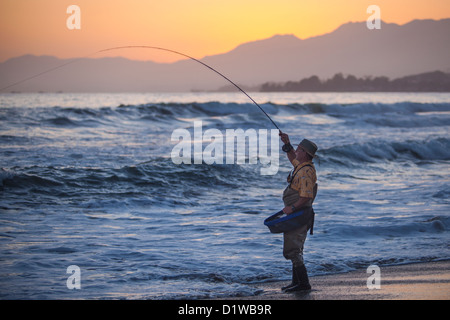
<box><xmin>1</xmin><ymin>0</ymin><xmax>449</xmax><ymax>63</ymax></box>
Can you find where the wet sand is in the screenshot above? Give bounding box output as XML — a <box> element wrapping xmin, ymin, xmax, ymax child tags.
<box><xmin>231</xmin><ymin>260</ymin><xmax>450</xmax><ymax>300</ymax></box>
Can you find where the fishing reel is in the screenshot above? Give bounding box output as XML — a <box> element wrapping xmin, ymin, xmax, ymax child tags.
<box><xmin>282</xmin><ymin>143</ymin><xmax>294</xmax><ymax>153</ymax></box>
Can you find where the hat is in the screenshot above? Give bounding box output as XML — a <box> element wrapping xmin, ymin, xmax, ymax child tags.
<box><xmin>299</xmin><ymin>139</ymin><xmax>318</xmax><ymax>158</ymax></box>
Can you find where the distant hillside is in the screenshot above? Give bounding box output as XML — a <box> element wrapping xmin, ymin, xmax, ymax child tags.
<box><xmin>260</xmin><ymin>71</ymin><xmax>450</xmax><ymax>92</ymax></box>
<box><xmin>1</xmin><ymin>18</ymin><xmax>449</xmax><ymax>92</ymax></box>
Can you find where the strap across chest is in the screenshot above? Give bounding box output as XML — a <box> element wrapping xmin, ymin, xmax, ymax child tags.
<box><xmin>288</xmin><ymin>164</ymin><xmax>313</xmax><ymax>187</ymax></box>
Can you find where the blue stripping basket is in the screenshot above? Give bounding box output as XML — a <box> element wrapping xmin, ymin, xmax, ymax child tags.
<box><xmin>264</xmin><ymin>208</ymin><xmax>314</xmax><ymax>234</ymax></box>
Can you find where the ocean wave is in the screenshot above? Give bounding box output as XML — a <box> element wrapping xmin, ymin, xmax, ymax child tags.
<box><xmin>0</xmin><ymin>168</ymin><xmax>14</xmax><ymax>187</ymax></box>
<box><xmin>322</xmin><ymin>216</ymin><xmax>448</xmax><ymax>239</ymax></box>
<box><xmin>2</xmin><ymin>136</ymin><xmax>448</xmax><ymax>193</ymax></box>
<box><xmin>0</xmin><ymin>158</ymin><xmax>255</xmax><ymax>194</ymax></box>
<box><xmin>322</xmin><ymin>137</ymin><xmax>450</xmax><ymax>163</ymax></box>
<box><xmin>2</xmin><ymin>101</ymin><xmax>449</xmax><ymax>130</ymax></box>
<box><xmin>98</xmin><ymin>101</ymin><xmax>450</xmax><ymax>119</ymax></box>
<box><xmin>277</xmin><ymin>101</ymin><xmax>450</xmax><ymax>115</ymax></box>
<box><xmin>276</xmin><ymin>102</ymin><xmax>450</xmax><ymax>128</ymax></box>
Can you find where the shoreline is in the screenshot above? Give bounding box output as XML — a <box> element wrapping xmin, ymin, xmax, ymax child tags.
<box><xmin>221</xmin><ymin>260</ymin><xmax>450</xmax><ymax>300</ymax></box>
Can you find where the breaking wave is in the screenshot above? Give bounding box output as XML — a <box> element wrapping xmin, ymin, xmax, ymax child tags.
<box><xmin>323</xmin><ymin>137</ymin><xmax>450</xmax><ymax>163</ymax></box>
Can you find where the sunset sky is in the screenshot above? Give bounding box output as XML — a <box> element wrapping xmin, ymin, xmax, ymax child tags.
<box><xmin>1</xmin><ymin>0</ymin><xmax>449</xmax><ymax>63</ymax></box>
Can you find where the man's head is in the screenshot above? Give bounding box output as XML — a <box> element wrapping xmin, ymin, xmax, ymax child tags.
<box><xmin>295</xmin><ymin>139</ymin><xmax>318</xmax><ymax>161</ymax></box>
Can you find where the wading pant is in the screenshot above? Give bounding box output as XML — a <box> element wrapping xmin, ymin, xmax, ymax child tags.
<box><xmin>282</xmin><ymin>187</ymin><xmax>312</xmax><ymax>267</ymax></box>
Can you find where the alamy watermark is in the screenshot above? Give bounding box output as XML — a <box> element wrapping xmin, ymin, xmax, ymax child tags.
<box><xmin>66</xmin><ymin>5</ymin><xmax>81</xmax><ymax>30</ymax></box>
<box><xmin>367</xmin><ymin>265</ymin><xmax>381</xmax><ymax>289</ymax></box>
<box><xmin>171</xmin><ymin>121</ymin><xmax>280</xmax><ymax>175</ymax></box>
<box><xmin>66</xmin><ymin>265</ymin><xmax>81</xmax><ymax>289</ymax></box>
<box><xmin>367</xmin><ymin>5</ymin><xmax>381</xmax><ymax>30</ymax></box>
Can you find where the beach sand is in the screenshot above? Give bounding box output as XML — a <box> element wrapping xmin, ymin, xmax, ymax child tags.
<box><xmin>230</xmin><ymin>260</ymin><xmax>450</xmax><ymax>300</ymax></box>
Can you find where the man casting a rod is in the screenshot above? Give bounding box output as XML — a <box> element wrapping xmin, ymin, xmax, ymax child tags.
<box><xmin>278</xmin><ymin>131</ymin><xmax>318</xmax><ymax>292</ymax></box>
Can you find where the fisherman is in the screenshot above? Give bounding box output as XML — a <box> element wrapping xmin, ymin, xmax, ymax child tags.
<box><xmin>279</xmin><ymin>132</ymin><xmax>318</xmax><ymax>292</ymax></box>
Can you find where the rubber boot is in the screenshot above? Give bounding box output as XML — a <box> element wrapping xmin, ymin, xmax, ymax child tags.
<box><xmin>284</xmin><ymin>264</ymin><xmax>311</xmax><ymax>292</ymax></box>
<box><xmin>281</xmin><ymin>265</ymin><xmax>299</xmax><ymax>291</ymax></box>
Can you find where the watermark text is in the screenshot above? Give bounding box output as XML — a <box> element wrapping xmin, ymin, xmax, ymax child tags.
<box><xmin>66</xmin><ymin>5</ymin><xmax>81</xmax><ymax>30</ymax></box>
<box><xmin>66</xmin><ymin>265</ymin><xmax>81</xmax><ymax>289</ymax></box>
<box><xmin>367</xmin><ymin>265</ymin><xmax>381</xmax><ymax>289</ymax></box>
<box><xmin>367</xmin><ymin>5</ymin><xmax>381</xmax><ymax>30</ymax></box>
<box><xmin>171</xmin><ymin>121</ymin><xmax>279</xmax><ymax>175</ymax></box>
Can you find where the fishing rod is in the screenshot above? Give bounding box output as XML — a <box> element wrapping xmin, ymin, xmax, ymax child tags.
<box><xmin>1</xmin><ymin>46</ymin><xmax>281</xmax><ymax>131</ymax></box>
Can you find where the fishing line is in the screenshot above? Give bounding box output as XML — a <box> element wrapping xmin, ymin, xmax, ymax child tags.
<box><xmin>1</xmin><ymin>46</ymin><xmax>281</xmax><ymax>131</ymax></box>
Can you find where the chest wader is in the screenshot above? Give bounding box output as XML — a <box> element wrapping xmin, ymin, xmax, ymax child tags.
<box><xmin>283</xmin><ymin>164</ymin><xmax>316</xmax><ymax>234</ymax></box>
<box><xmin>281</xmin><ymin>165</ymin><xmax>317</xmax><ymax>293</ymax></box>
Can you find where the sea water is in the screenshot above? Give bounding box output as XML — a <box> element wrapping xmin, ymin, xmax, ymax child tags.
<box><xmin>0</xmin><ymin>92</ymin><xmax>449</xmax><ymax>299</ymax></box>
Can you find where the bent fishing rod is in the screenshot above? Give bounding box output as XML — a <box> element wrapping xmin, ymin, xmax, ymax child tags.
<box><xmin>1</xmin><ymin>46</ymin><xmax>281</xmax><ymax>131</ymax></box>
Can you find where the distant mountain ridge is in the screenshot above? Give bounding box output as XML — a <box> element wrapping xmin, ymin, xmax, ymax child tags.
<box><xmin>1</xmin><ymin>18</ymin><xmax>449</xmax><ymax>92</ymax></box>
